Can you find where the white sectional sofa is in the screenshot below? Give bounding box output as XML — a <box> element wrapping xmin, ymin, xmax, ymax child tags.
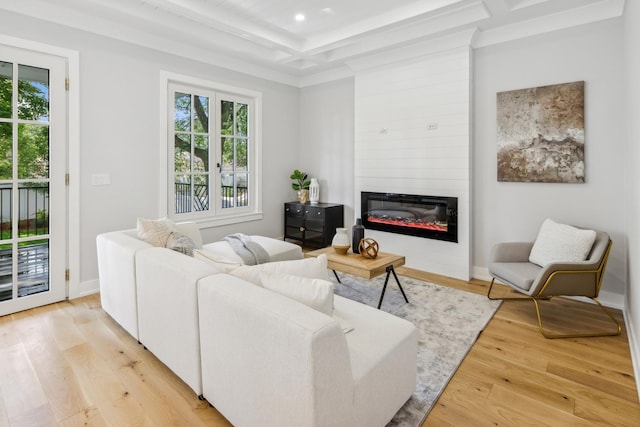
<box><xmin>96</xmin><ymin>221</ymin><xmax>418</xmax><ymax>427</ymax></box>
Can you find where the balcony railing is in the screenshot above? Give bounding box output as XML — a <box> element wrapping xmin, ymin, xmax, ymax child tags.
<box><xmin>175</xmin><ymin>183</ymin><xmax>248</xmax><ymax>213</ymax></box>
<box><xmin>0</xmin><ymin>241</ymin><xmax>49</xmax><ymax>302</ymax></box>
<box><xmin>0</xmin><ymin>184</ymin><xmax>49</xmax><ymax>239</ymax></box>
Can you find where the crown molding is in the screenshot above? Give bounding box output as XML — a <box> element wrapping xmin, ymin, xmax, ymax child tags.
<box><xmin>473</xmin><ymin>0</ymin><xmax>626</xmax><ymax>48</ymax></box>
<box><xmin>345</xmin><ymin>28</ymin><xmax>477</xmax><ymax>75</ymax></box>
<box><xmin>0</xmin><ymin>0</ymin><xmax>627</xmax><ymax>88</ymax></box>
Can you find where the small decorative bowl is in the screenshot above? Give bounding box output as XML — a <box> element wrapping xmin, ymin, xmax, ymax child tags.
<box><xmin>332</xmin><ymin>245</ymin><xmax>350</xmax><ymax>255</ymax></box>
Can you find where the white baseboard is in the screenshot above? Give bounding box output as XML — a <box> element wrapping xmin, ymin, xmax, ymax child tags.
<box><xmin>624</xmin><ymin>303</ymin><xmax>640</xmax><ymax>401</ymax></box>
<box><xmin>69</xmin><ymin>278</ymin><xmax>100</xmax><ymax>300</ymax></box>
<box><xmin>471</xmin><ymin>266</ymin><xmax>624</xmax><ymax>309</ymax></box>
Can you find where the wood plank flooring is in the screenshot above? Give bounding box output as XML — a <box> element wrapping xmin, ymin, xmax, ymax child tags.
<box><xmin>0</xmin><ymin>270</ymin><xmax>637</xmax><ymax>426</ymax></box>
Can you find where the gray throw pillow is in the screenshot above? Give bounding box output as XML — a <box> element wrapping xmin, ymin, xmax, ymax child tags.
<box><xmin>166</xmin><ymin>231</ymin><xmax>197</xmax><ymax>257</ymax></box>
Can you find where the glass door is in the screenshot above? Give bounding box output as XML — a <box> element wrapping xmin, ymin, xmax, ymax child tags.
<box><xmin>0</xmin><ymin>46</ymin><xmax>66</xmax><ymax>316</ymax></box>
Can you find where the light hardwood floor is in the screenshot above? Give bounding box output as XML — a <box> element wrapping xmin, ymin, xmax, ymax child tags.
<box><xmin>0</xmin><ymin>270</ymin><xmax>638</xmax><ymax>426</ymax></box>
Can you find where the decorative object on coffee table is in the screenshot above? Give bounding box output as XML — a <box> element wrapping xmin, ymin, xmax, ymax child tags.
<box><xmin>352</xmin><ymin>218</ymin><xmax>365</xmax><ymax>253</ymax></box>
<box><xmin>359</xmin><ymin>238</ymin><xmax>379</xmax><ymax>259</ymax></box>
<box><xmin>331</xmin><ymin>227</ymin><xmax>350</xmax><ymax>255</ymax></box>
<box><xmin>305</xmin><ymin>246</ymin><xmax>406</xmax><ymax>309</ymax></box>
<box><xmin>308</xmin><ymin>178</ymin><xmax>320</xmax><ymax>204</ymax></box>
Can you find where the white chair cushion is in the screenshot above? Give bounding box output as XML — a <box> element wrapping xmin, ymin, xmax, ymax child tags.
<box><xmin>260</xmin><ymin>273</ymin><xmax>334</xmax><ymax>316</ymax></box>
<box><xmin>230</xmin><ymin>254</ymin><xmax>328</xmax><ymax>286</ymax></box>
<box><xmin>529</xmin><ymin>219</ymin><xmax>597</xmax><ymax>267</ymax></box>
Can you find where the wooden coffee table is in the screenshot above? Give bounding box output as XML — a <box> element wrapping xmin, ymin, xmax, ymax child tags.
<box><xmin>305</xmin><ymin>247</ymin><xmax>409</xmax><ymax>309</ymax></box>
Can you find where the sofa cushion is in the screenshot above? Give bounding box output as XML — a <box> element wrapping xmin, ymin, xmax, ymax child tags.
<box><xmin>529</xmin><ymin>219</ymin><xmax>597</xmax><ymax>267</ymax></box>
<box><xmin>166</xmin><ymin>231</ymin><xmax>198</xmax><ymax>257</ymax></box>
<box><xmin>137</xmin><ymin>217</ymin><xmax>178</xmax><ymax>247</ymax></box>
<box><xmin>332</xmin><ymin>295</ymin><xmax>417</xmax><ymax>426</ymax></box>
<box><xmin>202</xmin><ymin>236</ymin><xmax>303</xmax><ymax>264</ymax></box>
<box><xmin>193</xmin><ymin>249</ymin><xmax>243</xmax><ymax>273</ymax></box>
<box><xmin>260</xmin><ymin>273</ymin><xmax>334</xmax><ymax>316</ymax></box>
<box><xmin>230</xmin><ymin>254</ymin><xmax>328</xmax><ymax>286</ymax></box>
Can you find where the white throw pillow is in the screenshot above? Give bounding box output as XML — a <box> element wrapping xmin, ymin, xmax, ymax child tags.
<box><xmin>260</xmin><ymin>273</ymin><xmax>334</xmax><ymax>316</ymax></box>
<box><xmin>230</xmin><ymin>254</ymin><xmax>329</xmax><ymax>287</ymax></box>
<box><xmin>529</xmin><ymin>219</ymin><xmax>597</xmax><ymax>267</ymax></box>
<box><xmin>137</xmin><ymin>217</ymin><xmax>178</xmax><ymax>247</ymax></box>
<box><xmin>193</xmin><ymin>249</ymin><xmax>243</xmax><ymax>273</ymax></box>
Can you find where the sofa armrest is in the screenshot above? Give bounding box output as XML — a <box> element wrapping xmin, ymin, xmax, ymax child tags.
<box><xmin>96</xmin><ymin>230</ymin><xmax>152</xmax><ymax>339</ymax></box>
<box><xmin>135</xmin><ymin>247</ymin><xmax>220</xmax><ymax>395</ymax></box>
<box><xmin>198</xmin><ymin>275</ymin><xmax>355</xmax><ymax>427</ymax></box>
<box><xmin>490</xmin><ymin>242</ymin><xmax>534</xmax><ymax>263</ymax></box>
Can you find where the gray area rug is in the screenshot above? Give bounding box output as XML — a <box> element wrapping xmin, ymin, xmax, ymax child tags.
<box><xmin>329</xmin><ymin>271</ymin><xmax>502</xmax><ymax>427</ymax></box>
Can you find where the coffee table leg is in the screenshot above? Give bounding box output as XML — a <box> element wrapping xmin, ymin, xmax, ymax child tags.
<box><xmin>378</xmin><ymin>270</ymin><xmax>391</xmax><ymax>309</ymax></box>
<box><xmin>332</xmin><ymin>269</ymin><xmax>342</xmax><ymax>284</ymax></box>
<box><xmin>378</xmin><ymin>266</ymin><xmax>409</xmax><ymax>309</ymax></box>
<box><xmin>390</xmin><ymin>266</ymin><xmax>409</xmax><ymax>304</ymax></box>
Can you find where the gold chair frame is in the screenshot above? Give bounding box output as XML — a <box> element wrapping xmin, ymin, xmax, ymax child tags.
<box><xmin>487</xmin><ymin>240</ymin><xmax>621</xmax><ymax>339</ymax></box>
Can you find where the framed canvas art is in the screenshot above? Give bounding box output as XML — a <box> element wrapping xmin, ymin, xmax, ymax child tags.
<box><xmin>496</xmin><ymin>81</ymin><xmax>585</xmax><ymax>183</ymax></box>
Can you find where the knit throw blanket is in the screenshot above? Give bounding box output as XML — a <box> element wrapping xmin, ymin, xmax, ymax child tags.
<box><xmin>224</xmin><ymin>233</ymin><xmax>270</xmax><ymax>265</ymax></box>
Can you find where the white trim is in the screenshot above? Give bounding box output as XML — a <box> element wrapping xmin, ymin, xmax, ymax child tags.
<box><xmin>0</xmin><ymin>35</ymin><xmax>80</xmax><ymax>301</ymax></box>
<box><xmin>624</xmin><ymin>299</ymin><xmax>640</xmax><ymax>401</ymax></box>
<box><xmin>159</xmin><ymin>71</ymin><xmax>263</xmax><ymax>225</ymax></box>
<box><xmin>345</xmin><ymin>28</ymin><xmax>476</xmax><ymax>74</ymax></box>
<box><xmin>473</xmin><ymin>0</ymin><xmax>625</xmax><ymax>49</ymax></box>
<box><xmin>76</xmin><ymin>279</ymin><xmax>100</xmax><ymax>298</ymax></box>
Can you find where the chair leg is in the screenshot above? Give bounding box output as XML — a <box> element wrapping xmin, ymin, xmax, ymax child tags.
<box><xmin>487</xmin><ymin>278</ymin><xmax>621</xmax><ymax>339</ymax></box>
<box><xmin>531</xmin><ymin>297</ymin><xmax>622</xmax><ymax>339</ymax></box>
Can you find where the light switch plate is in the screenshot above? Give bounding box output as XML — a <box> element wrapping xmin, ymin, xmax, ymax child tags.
<box><xmin>91</xmin><ymin>173</ymin><xmax>111</xmax><ymax>186</ymax></box>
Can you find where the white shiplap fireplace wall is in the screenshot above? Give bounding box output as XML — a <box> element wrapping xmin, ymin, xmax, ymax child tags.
<box><xmin>351</xmin><ymin>38</ymin><xmax>472</xmax><ymax>281</ymax></box>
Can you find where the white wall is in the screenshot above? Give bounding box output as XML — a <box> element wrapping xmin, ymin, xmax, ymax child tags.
<box><xmin>472</xmin><ymin>19</ymin><xmax>626</xmax><ymax>306</ymax></box>
<box><xmin>299</xmin><ymin>78</ymin><xmax>355</xmax><ymax>224</ymax></box>
<box><xmin>0</xmin><ymin>11</ymin><xmax>300</xmax><ymax>290</ymax></box>
<box><xmin>353</xmin><ymin>47</ymin><xmax>472</xmax><ymax>280</ymax></box>
<box><xmin>623</xmin><ymin>0</ymin><xmax>640</xmax><ymax>396</ymax></box>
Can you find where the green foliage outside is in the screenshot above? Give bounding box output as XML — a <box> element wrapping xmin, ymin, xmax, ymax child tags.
<box><xmin>0</xmin><ymin>74</ymin><xmax>49</xmax><ymax>180</ymax></box>
<box><xmin>173</xmin><ymin>94</ymin><xmax>248</xmax><ymax>190</ymax></box>
<box><xmin>0</xmin><ymin>65</ymin><xmax>50</xmax><ymax>239</ymax></box>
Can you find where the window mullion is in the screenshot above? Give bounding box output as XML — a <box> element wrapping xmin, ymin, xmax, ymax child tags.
<box><xmin>166</xmin><ymin>76</ymin><xmax>259</xmax><ymax>223</ymax></box>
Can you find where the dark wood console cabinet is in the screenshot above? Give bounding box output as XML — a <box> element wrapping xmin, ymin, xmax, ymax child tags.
<box><xmin>284</xmin><ymin>202</ymin><xmax>344</xmax><ymax>248</ymax></box>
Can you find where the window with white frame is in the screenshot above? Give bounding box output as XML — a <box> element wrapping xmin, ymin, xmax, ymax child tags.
<box><xmin>163</xmin><ymin>73</ymin><xmax>262</xmax><ymax>226</ymax></box>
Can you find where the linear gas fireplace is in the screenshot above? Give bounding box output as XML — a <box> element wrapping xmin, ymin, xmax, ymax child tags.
<box><xmin>361</xmin><ymin>192</ymin><xmax>458</xmax><ymax>243</ymax></box>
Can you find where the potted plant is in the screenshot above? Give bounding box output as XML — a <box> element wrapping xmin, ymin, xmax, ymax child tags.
<box><xmin>290</xmin><ymin>169</ymin><xmax>310</xmax><ymax>203</ymax></box>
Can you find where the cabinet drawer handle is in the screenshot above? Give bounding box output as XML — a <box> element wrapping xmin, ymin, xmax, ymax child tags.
<box><xmin>296</xmin><ymin>209</ymin><xmax>301</xmax><ymax>213</ymax></box>
<box><xmin>305</xmin><ymin>210</ymin><xmax>309</xmax><ymax>214</ymax></box>
<box><xmin>317</xmin><ymin>211</ymin><xmax>321</xmax><ymax>215</ymax></box>
<box><xmin>299</xmin><ymin>227</ymin><xmax>305</xmax><ymax>232</ymax></box>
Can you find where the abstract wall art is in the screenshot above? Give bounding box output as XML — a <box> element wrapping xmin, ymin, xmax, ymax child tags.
<box><xmin>496</xmin><ymin>81</ymin><xmax>585</xmax><ymax>183</ymax></box>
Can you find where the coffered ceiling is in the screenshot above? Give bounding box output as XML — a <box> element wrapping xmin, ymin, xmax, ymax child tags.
<box><xmin>0</xmin><ymin>0</ymin><xmax>625</xmax><ymax>86</ymax></box>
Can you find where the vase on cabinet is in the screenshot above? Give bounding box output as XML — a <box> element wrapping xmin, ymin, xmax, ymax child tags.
<box><xmin>298</xmin><ymin>189</ymin><xmax>309</xmax><ymax>204</ymax></box>
<box><xmin>309</xmin><ymin>178</ymin><xmax>320</xmax><ymax>204</ymax></box>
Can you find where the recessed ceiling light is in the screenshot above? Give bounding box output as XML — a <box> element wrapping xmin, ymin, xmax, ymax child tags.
<box><xmin>295</xmin><ymin>13</ymin><xmax>305</xmax><ymax>22</ymax></box>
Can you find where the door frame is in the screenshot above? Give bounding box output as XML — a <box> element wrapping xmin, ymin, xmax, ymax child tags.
<box><xmin>0</xmin><ymin>35</ymin><xmax>80</xmax><ymax>300</ymax></box>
